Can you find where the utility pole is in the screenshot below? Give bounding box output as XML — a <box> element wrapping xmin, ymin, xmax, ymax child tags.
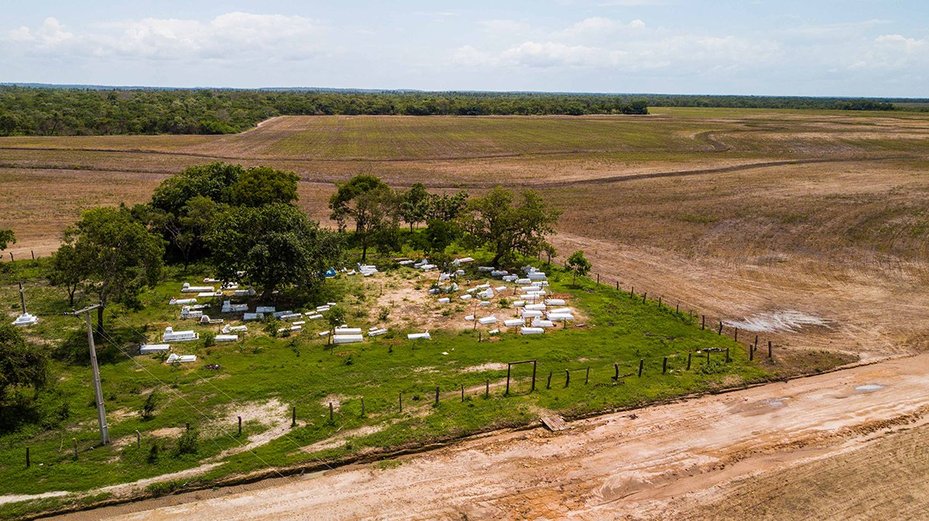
<box><xmin>71</xmin><ymin>304</ymin><xmax>109</xmax><ymax>445</ymax></box>
<box><xmin>18</xmin><ymin>282</ymin><xmax>26</xmax><ymax>314</ymax></box>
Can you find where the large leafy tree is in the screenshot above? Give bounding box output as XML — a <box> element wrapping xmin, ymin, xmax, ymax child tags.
<box><xmin>329</xmin><ymin>175</ymin><xmax>398</xmax><ymax>263</ymax></box>
<box><xmin>425</xmin><ymin>192</ymin><xmax>469</xmax><ymax>221</ymax></box>
<box><xmin>207</xmin><ymin>203</ymin><xmax>342</xmax><ymax>299</ymax></box>
<box><xmin>147</xmin><ymin>163</ymin><xmax>299</xmax><ymax>264</ymax></box>
<box><xmin>150</xmin><ymin>162</ymin><xmax>244</xmax><ymax>217</ymax></box>
<box><xmin>398</xmin><ymin>183</ymin><xmax>430</xmax><ymax>232</ymax></box>
<box><xmin>0</xmin><ymin>323</ymin><xmax>48</xmax><ymax>400</ymax></box>
<box><xmin>48</xmin><ymin>242</ymin><xmax>88</xmax><ymax>307</ymax></box>
<box><xmin>459</xmin><ymin>187</ymin><xmax>560</xmax><ymax>266</ymax></box>
<box><xmin>56</xmin><ymin>207</ymin><xmax>165</xmax><ymax>331</ymax></box>
<box><xmin>225</xmin><ymin>167</ymin><xmax>299</xmax><ymax>207</ymax></box>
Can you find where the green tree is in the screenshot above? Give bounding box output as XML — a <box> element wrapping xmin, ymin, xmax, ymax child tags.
<box><xmin>566</xmin><ymin>250</ymin><xmax>591</xmax><ymax>286</ymax></box>
<box><xmin>459</xmin><ymin>187</ymin><xmax>560</xmax><ymax>266</ymax></box>
<box><xmin>425</xmin><ymin>191</ymin><xmax>469</xmax><ymax>221</ymax></box>
<box><xmin>206</xmin><ymin>203</ymin><xmax>342</xmax><ymax>299</ymax></box>
<box><xmin>48</xmin><ymin>242</ymin><xmax>88</xmax><ymax>307</ymax></box>
<box><xmin>0</xmin><ymin>229</ymin><xmax>14</xmax><ymax>251</ymax></box>
<box><xmin>225</xmin><ymin>167</ymin><xmax>299</xmax><ymax>207</ymax></box>
<box><xmin>150</xmin><ymin>162</ymin><xmax>243</xmax><ymax>216</ymax></box>
<box><xmin>329</xmin><ymin>175</ymin><xmax>397</xmax><ymax>263</ymax></box>
<box><xmin>424</xmin><ymin>219</ymin><xmax>459</xmax><ymax>254</ymax></box>
<box><xmin>398</xmin><ymin>183</ymin><xmax>430</xmax><ymax>232</ymax></box>
<box><xmin>326</xmin><ymin>306</ymin><xmax>346</xmax><ymax>346</ymax></box>
<box><xmin>57</xmin><ymin>207</ymin><xmax>165</xmax><ymax>331</ymax></box>
<box><xmin>0</xmin><ymin>323</ymin><xmax>48</xmax><ymax>400</ymax></box>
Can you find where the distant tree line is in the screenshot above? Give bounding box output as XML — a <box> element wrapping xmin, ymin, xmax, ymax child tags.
<box><xmin>0</xmin><ymin>87</ymin><xmax>648</xmax><ymax>136</ymax></box>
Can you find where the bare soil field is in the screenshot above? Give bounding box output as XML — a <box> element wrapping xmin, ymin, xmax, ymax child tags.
<box><xmin>4</xmin><ymin>107</ymin><xmax>929</xmax><ymax>518</ymax></box>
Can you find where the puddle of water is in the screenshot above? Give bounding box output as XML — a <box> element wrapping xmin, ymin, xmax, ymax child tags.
<box><xmin>855</xmin><ymin>384</ymin><xmax>884</xmax><ymax>393</ymax></box>
<box><xmin>723</xmin><ymin>310</ymin><xmax>828</xmax><ymax>333</ymax></box>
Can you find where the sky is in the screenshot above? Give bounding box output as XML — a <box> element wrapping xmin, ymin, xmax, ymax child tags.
<box><xmin>1</xmin><ymin>0</ymin><xmax>928</xmax><ymax>97</ymax></box>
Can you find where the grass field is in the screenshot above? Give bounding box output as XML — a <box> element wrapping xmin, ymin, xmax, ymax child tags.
<box><xmin>0</xmin><ymin>255</ymin><xmax>768</xmax><ymax>515</ymax></box>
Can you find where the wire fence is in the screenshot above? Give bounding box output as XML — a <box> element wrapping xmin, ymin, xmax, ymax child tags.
<box><xmin>13</xmin><ymin>265</ymin><xmax>777</xmax><ymax>478</ymax></box>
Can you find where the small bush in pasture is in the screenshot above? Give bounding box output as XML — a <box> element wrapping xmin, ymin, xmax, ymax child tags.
<box><xmin>175</xmin><ymin>429</ymin><xmax>199</xmax><ymax>456</ymax></box>
<box><xmin>140</xmin><ymin>391</ymin><xmax>159</xmax><ymax>420</ymax></box>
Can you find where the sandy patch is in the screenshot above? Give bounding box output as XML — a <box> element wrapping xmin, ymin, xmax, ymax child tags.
<box><xmin>461</xmin><ymin>363</ymin><xmax>509</xmax><ymax>373</ymax></box>
<box><xmin>0</xmin><ymin>491</ymin><xmax>69</xmax><ymax>507</ymax></box>
<box><xmin>319</xmin><ymin>394</ymin><xmax>345</xmax><ymax>412</ymax></box>
<box><xmin>149</xmin><ymin>427</ymin><xmax>185</xmax><ymax>438</ymax></box>
<box><xmin>723</xmin><ymin>310</ymin><xmax>829</xmax><ymax>333</ymax></box>
<box><xmin>299</xmin><ymin>425</ymin><xmax>385</xmax><ymax>454</ymax></box>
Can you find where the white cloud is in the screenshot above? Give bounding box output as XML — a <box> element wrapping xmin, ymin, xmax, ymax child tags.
<box><xmin>454</xmin><ymin>17</ymin><xmax>779</xmax><ymax>73</ymax></box>
<box><xmin>558</xmin><ymin>17</ymin><xmax>645</xmax><ymax>39</ymax></box>
<box><xmin>5</xmin><ymin>12</ymin><xmax>326</xmax><ymax>62</ymax></box>
<box><xmin>7</xmin><ymin>17</ymin><xmax>74</xmax><ymax>48</ymax></box>
<box><xmin>501</xmin><ymin>41</ymin><xmax>626</xmax><ymax>68</ymax></box>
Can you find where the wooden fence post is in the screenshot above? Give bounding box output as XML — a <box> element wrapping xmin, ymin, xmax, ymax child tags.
<box><xmin>461</xmin><ymin>385</ymin><xmax>465</xmax><ymax>402</ymax></box>
<box><xmin>749</xmin><ymin>345</ymin><xmax>755</xmax><ymax>361</ymax></box>
<box><xmin>435</xmin><ymin>386</ymin><xmax>440</xmax><ymax>405</ymax></box>
<box><xmin>638</xmin><ymin>359</ymin><xmax>644</xmax><ymax>377</ymax></box>
<box><xmin>585</xmin><ymin>367</ymin><xmax>590</xmax><ymax>385</ymax></box>
<box><xmin>238</xmin><ymin>416</ymin><xmax>242</xmax><ymax>436</ymax></box>
<box><xmin>361</xmin><ymin>397</ymin><xmax>365</xmax><ymax>416</ymax></box>
<box><xmin>613</xmin><ymin>363</ymin><xmax>619</xmax><ymax>381</ymax></box>
<box><xmin>546</xmin><ymin>371</ymin><xmax>552</xmax><ymax>390</ymax></box>
<box><xmin>292</xmin><ymin>407</ymin><xmax>297</xmax><ymax>427</ymax></box>
<box><xmin>662</xmin><ymin>357</ymin><xmax>668</xmax><ymax>374</ymax></box>
<box><xmin>25</xmin><ymin>447</ymin><xmax>30</xmax><ymax>468</ymax></box>
<box><xmin>565</xmin><ymin>370</ymin><xmax>570</xmax><ymax>387</ymax></box>
<box><xmin>399</xmin><ymin>392</ymin><xmax>403</xmax><ymax>413</ymax></box>
<box><xmin>687</xmin><ymin>352</ymin><xmax>692</xmax><ymax>371</ymax></box>
<box><xmin>505</xmin><ymin>364</ymin><xmax>512</xmax><ymax>395</ymax></box>
<box><xmin>658</xmin><ymin>296</ymin><xmax>662</xmax><ymax>307</ymax></box>
<box><xmin>531</xmin><ymin>361</ymin><xmax>537</xmax><ymax>392</ymax></box>
<box><xmin>485</xmin><ymin>380</ymin><xmax>490</xmax><ymax>398</ymax></box>
<box><xmin>329</xmin><ymin>402</ymin><xmax>334</xmax><ymax>422</ymax></box>
<box><xmin>768</xmin><ymin>340</ymin><xmax>773</xmax><ymax>359</ymax></box>
<box><xmin>734</xmin><ymin>328</ymin><xmax>739</xmax><ymax>342</ymax></box>
<box><xmin>31</xmin><ymin>250</ymin><xmax>35</xmax><ymax>261</ymax></box>
<box><xmin>597</xmin><ymin>273</ymin><xmax>600</xmax><ymax>284</ymax></box>
<box><xmin>702</xmin><ymin>315</ymin><xmax>706</xmax><ymax>330</ymax></box>
<box><xmin>718</xmin><ymin>322</ymin><xmax>723</xmax><ymax>335</ymax></box>
<box><xmin>725</xmin><ymin>347</ymin><xmax>731</xmax><ymax>363</ymax></box>
<box><xmin>642</xmin><ymin>292</ymin><xmax>647</xmax><ymax>303</ymax></box>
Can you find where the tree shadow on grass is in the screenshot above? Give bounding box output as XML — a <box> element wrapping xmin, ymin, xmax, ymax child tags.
<box><xmin>54</xmin><ymin>326</ymin><xmax>147</xmax><ymax>366</ymax></box>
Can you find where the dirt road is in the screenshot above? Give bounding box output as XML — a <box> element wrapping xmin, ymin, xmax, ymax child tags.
<box><xmin>54</xmin><ymin>353</ymin><xmax>929</xmax><ymax>521</ymax></box>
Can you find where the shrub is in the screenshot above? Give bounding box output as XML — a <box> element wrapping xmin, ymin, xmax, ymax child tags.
<box><xmin>147</xmin><ymin>443</ymin><xmax>159</xmax><ymax>464</ymax></box>
<box><xmin>140</xmin><ymin>391</ymin><xmax>159</xmax><ymax>420</ymax></box>
<box><xmin>175</xmin><ymin>428</ymin><xmax>199</xmax><ymax>455</ymax></box>
<box><xmin>202</xmin><ymin>331</ymin><xmax>215</xmax><ymax>347</ymax></box>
